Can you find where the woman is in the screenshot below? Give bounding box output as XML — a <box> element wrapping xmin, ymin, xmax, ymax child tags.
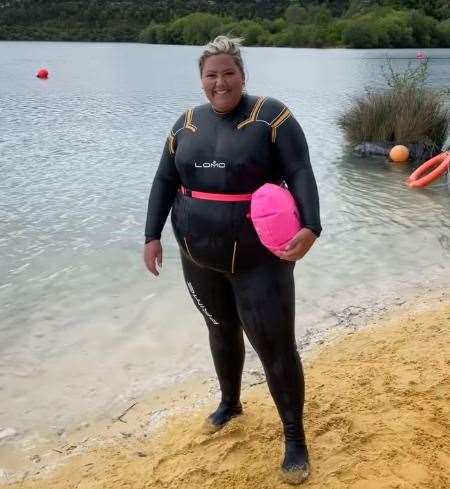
<box><xmin>144</xmin><ymin>36</ymin><xmax>321</xmax><ymax>485</ymax></box>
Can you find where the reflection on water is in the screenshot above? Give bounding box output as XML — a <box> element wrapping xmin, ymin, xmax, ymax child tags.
<box><xmin>0</xmin><ymin>43</ymin><xmax>449</xmax><ymax>458</ymax></box>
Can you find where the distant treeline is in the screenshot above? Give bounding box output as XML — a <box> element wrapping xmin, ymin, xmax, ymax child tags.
<box><xmin>1</xmin><ymin>0</ymin><xmax>450</xmax><ymax>48</ymax></box>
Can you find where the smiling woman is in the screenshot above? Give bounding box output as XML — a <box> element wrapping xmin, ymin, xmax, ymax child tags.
<box><xmin>143</xmin><ymin>35</ymin><xmax>321</xmax><ymax>485</ymax></box>
<box><xmin>200</xmin><ymin>52</ymin><xmax>245</xmax><ymax>113</ymax></box>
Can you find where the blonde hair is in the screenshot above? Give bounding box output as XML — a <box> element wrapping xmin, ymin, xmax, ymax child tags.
<box><xmin>198</xmin><ymin>35</ymin><xmax>245</xmax><ymax>78</ymax></box>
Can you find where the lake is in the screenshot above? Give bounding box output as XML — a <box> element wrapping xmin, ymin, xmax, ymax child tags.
<box><xmin>0</xmin><ymin>42</ymin><xmax>449</xmax><ymax>466</ymax></box>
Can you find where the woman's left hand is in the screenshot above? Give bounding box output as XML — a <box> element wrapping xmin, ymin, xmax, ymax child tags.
<box><xmin>276</xmin><ymin>228</ymin><xmax>317</xmax><ymax>261</ymax></box>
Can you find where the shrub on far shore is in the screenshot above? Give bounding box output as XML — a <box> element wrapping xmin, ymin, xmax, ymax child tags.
<box><xmin>338</xmin><ymin>60</ymin><xmax>450</xmax><ymax>150</ymax></box>
<box><xmin>136</xmin><ymin>6</ymin><xmax>449</xmax><ymax>48</ymax></box>
<box><xmin>437</xmin><ymin>19</ymin><xmax>450</xmax><ymax>45</ymax></box>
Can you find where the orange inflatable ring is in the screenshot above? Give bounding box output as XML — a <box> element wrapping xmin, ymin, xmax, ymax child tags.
<box><xmin>407</xmin><ymin>152</ymin><xmax>450</xmax><ymax>188</ymax></box>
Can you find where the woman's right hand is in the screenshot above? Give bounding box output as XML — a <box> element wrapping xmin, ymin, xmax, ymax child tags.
<box><xmin>144</xmin><ymin>240</ymin><xmax>163</xmax><ymax>276</ymax></box>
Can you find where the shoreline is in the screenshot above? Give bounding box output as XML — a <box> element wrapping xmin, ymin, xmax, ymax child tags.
<box><xmin>1</xmin><ymin>285</ymin><xmax>449</xmax><ymax>487</ymax></box>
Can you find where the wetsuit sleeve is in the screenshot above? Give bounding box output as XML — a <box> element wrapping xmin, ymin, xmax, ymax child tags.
<box><xmin>144</xmin><ymin>134</ymin><xmax>181</xmax><ymax>243</ymax></box>
<box><xmin>273</xmin><ymin>115</ymin><xmax>322</xmax><ymax>237</ymax></box>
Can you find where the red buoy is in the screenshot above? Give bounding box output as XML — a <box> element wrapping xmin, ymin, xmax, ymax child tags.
<box><xmin>36</xmin><ymin>68</ymin><xmax>49</xmax><ymax>79</ymax></box>
<box><xmin>416</xmin><ymin>51</ymin><xmax>427</xmax><ymax>60</ymax></box>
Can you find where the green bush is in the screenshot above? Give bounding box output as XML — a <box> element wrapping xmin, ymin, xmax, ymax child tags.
<box><xmin>262</xmin><ymin>18</ymin><xmax>288</xmax><ymax>34</ymax></box>
<box><xmin>434</xmin><ymin>1</ymin><xmax>450</xmax><ymax>21</ymax></box>
<box><xmin>341</xmin><ymin>8</ymin><xmax>444</xmax><ymax>48</ymax></box>
<box><xmin>283</xmin><ymin>25</ymin><xmax>306</xmax><ymax>47</ymax></box>
<box><xmin>239</xmin><ymin>21</ymin><xmax>267</xmax><ymax>45</ymax></box>
<box><xmin>375</xmin><ymin>13</ymin><xmax>414</xmax><ymax>48</ymax></box>
<box><xmin>138</xmin><ymin>23</ymin><xmax>167</xmax><ymax>43</ymax></box>
<box><xmin>307</xmin><ymin>5</ymin><xmax>333</xmax><ymax>26</ymax></box>
<box><xmin>407</xmin><ymin>10</ymin><xmax>440</xmax><ymax>47</ymax></box>
<box><xmin>342</xmin><ymin>19</ymin><xmax>379</xmax><ymax>48</ymax></box>
<box><xmin>270</xmin><ymin>28</ymin><xmax>292</xmax><ymax>47</ymax></box>
<box><xmin>172</xmin><ymin>13</ymin><xmax>224</xmax><ymax>45</ymax></box>
<box><xmin>284</xmin><ymin>3</ymin><xmax>307</xmax><ymax>25</ymax></box>
<box><xmin>437</xmin><ymin>19</ymin><xmax>450</xmax><ymax>47</ymax></box>
<box><xmin>136</xmin><ymin>5</ymin><xmax>450</xmax><ymax>48</ymax></box>
<box><xmin>326</xmin><ymin>19</ymin><xmax>349</xmax><ymax>45</ymax></box>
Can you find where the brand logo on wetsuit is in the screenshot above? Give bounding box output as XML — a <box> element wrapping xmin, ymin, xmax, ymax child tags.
<box><xmin>187</xmin><ymin>282</ymin><xmax>220</xmax><ymax>325</ymax></box>
<box><xmin>194</xmin><ymin>160</ymin><xmax>226</xmax><ymax>169</ymax></box>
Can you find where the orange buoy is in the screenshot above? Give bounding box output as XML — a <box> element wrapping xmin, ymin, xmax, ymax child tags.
<box><xmin>407</xmin><ymin>152</ymin><xmax>450</xmax><ymax>188</ymax></box>
<box><xmin>389</xmin><ymin>145</ymin><xmax>410</xmax><ymax>163</ymax></box>
<box><xmin>36</xmin><ymin>68</ymin><xmax>49</xmax><ymax>79</ymax></box>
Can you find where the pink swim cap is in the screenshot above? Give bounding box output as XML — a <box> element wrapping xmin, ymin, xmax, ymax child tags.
<box><xmin>250</xmin><ymin>183</ymin><xmax>302</xmax><ymax>254</ymax></box>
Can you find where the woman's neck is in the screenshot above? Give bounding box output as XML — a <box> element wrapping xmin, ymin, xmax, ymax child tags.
<box><xmin>211</xmin><ymin>94</ymin><xmax>246</xmax><ymax>116</ymax></box>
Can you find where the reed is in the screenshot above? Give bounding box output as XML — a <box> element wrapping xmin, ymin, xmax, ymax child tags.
<box><xmin>338</xmin><ymin>59</ymin><xmax>450</xmax><ymax>150</ymax></box>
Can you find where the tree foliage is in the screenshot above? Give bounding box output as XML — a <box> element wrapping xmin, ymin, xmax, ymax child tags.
<box><xmin>0</xmin><ymin>0</ymin><xmax>449</xmax><ymax>47</ymax></box>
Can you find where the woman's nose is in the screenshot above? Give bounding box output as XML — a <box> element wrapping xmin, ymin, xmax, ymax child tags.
<box><xmin>215</xmin><ymin>75</ymin><xmax>227</xmax><ymax>87</ymax></box>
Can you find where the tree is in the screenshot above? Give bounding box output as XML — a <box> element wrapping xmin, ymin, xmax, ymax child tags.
<box><xmin>375</xmin><ymin>12</ymin><xmax>414</xmax><ymax>47</ymax></box>
<box><xmin>262</xmin><ymin>17</ymin><xmax>288</xmax><ymax>34</ymax></box>
<box><xmin>436</xmin><ymin>18</ymin><xmax>450</xmax><ymax>47</ymax></box>
<box><xmin>434</xmin><ymin>0</ymin><xmax>450</xmax><ymax>20</ymax></box>
<box><xmin>173</xmin><ymin>13</ymin><xmax>223</xmax><ymax>45</ymax></box>
<box><xmin>342</xmin><ymin>19</ymin><xmax>379</xmax><ymax>47</ymax></box>
<box><xmin>139</xmin><ymin>23</ymin><xmax>159</xmax><ymax>44</ymax></box>
<box><xmin>238</xmin><ymin>20</ymin><xmax>267</xmax><ymax>45</ymax></box>
<box><xmin>307</xmin><ymin>5</ymin><xmax>333</xmax><ymax>25</ymax></box>
<box><xmin>407</xmin><ymin>10</ymin><xmax>439</xmax><ymax>47</ymax></box>
<box><xmin>345</xmin><ymin>0</ymin><xmax>378</xmax><ymax>18</ymax></box>
<box><xmin>284</xmin><ymin>2</ymin><xmax>307</xmax><ymax>25</ymax></box>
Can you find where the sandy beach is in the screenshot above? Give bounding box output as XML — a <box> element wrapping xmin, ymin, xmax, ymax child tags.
<box><xmin>2</xmin><ymin>294</ymin><xmax>449</xmax><ymax>488</ymax></box>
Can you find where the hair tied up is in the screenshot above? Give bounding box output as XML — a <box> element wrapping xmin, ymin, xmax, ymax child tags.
<box><xmin>198</xmin><ymin>35</ymin><xmax>245</xmax><ymax>79</ymax></box>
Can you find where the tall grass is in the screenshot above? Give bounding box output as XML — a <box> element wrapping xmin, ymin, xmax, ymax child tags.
<box><xmin>338</xmin><ymin>59</ymin><xmax>450</xmax><ymax>150</ymax></box>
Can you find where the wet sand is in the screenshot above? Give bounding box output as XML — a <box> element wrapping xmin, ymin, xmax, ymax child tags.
<box><xmin>2</xmin><ymin>296</ymin><xmax>449</xmax><ymax>488</ymax></box>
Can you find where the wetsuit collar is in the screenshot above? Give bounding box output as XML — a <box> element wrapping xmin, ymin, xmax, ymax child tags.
<box><xmin>210</xmin><ymin>94</ymin><xmax>247</xmax><ymax>119</ymax></box>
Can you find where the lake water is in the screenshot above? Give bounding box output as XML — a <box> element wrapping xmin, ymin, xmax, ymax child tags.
<box><xmin>1</xmin><ymin>42</ymin><xmax>449</xmax><ymax>464</ymax></box>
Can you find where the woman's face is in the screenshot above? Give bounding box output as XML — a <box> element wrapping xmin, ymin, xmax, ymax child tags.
<box><xmin>201</xmin><ymin>54</ymin><xmax>245</xmax><ymax>113</ymax></box>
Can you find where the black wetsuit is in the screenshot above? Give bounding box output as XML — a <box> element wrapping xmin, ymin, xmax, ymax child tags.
<box><xmin>145</xmin><ymin>95</ymin><xmax>321</xmax><ymax>471</ymax></box>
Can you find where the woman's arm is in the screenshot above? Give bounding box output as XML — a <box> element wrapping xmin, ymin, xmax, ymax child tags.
<box><xmin>272</xmin><ymin>109</ymin><xmax>321</xmax><ymax>261</ymax></box>
<box><xmin>145</xmin><ymin>136</ymin><xmax>181</xmax><ymax>243</ymax></box>
<box><xmin>273</xmin><ymin>112</ymin><xmax>322</xmax><ymax>238</ymax></box>
<box><xmin>144</xmin><ymin>122</ymin><xmax>182</xmax><ymax>275</ymax></box>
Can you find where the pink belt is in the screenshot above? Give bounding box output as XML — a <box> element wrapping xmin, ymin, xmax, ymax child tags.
<box><xmin>180</xmin><ymin>185</ymin><xmax>252</xmax><ymax>202</ymax></box>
